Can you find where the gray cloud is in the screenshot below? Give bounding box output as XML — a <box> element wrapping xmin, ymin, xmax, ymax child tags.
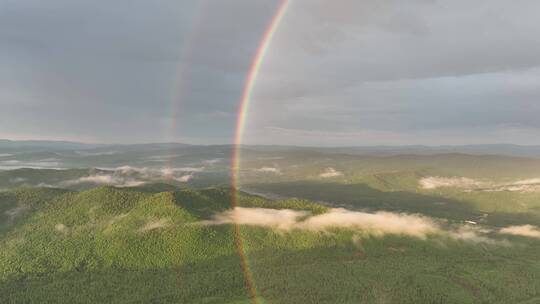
<box><xmin>244</xmin><ymin>0</ymin><xmax>540</xmax><ymax>145</ymax></box>
<box><xmin>1</xmin><ymin>0</ymin><xmax>540</xmax><ymax>145</ymax></box>
<box><xmin>0</xmin><ymin>0</ymin><xmax>277</xmax><ymax>143</ymax></box>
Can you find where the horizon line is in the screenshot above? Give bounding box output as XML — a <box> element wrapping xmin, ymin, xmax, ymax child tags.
<box><xmin>1</xmin><ymin>138</ymin><xmax>540</xmax><ymax>148</ymax></box>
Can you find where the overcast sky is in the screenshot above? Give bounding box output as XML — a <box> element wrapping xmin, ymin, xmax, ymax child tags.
<box><xmin>1</xmin><ymin>0</ymin><xmax>540</xmax><ymax>145</ymax></box>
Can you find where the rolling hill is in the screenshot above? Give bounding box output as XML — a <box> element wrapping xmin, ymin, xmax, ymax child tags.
<box><xmin>1</xmin><ymin>186</ymin><xmax>540</xmax><ymax>303</ymax></box>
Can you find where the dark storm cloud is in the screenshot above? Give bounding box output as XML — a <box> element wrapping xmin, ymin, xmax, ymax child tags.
<box><xmin>1</xmin><ymin>0</ymin><xmax>540</xmax><ymax>145</ymax></box>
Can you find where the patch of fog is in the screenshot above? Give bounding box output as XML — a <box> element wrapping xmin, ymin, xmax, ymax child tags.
<box><xmin>254</xmin><ymin>167</ymin><xmax>281</xmax><ymax>174</ymax></box>
<box><xmin>203</xmin><ymin>158</ymin><xmax>222</xmax><ymax>165</ymax></box>
<box><xmin>105</xmin><ymin>213</ymin><xmax>129</xmax><ymax>226</ymax></box>
<box><xmin>104</xmin><ymin>213</ymin><xmax>129</xmax><ymax>228</ymax></box>
<box><xmin>419</xmin><ymin>176</ymin><xmax>485</xmax><ymax>190</ymax></box>
<box><xmin>115</xmin><ymin>165</ymin><xmax>202</xmax><ymax>179</ymax></box>
<box><xmin>513</xmin><ymin>178</ymin><xmax>540</xmax><ymax>185</ymax></box>
<box><xmin>483</xmin><ymin>178</ymin><xmax>540</xmax><ymax>192</ymax></box>
<box><xmin>487</xmin><ymin>184</ymin><xmax>540</xmax><ymax>192</ymax></box>
<box><xmin>27</xmin><ymin>161</ymin><xmax>61</xmax><ymax>167</ymax></box>
<box><xmin>420</xmin><ymin>176</ymin><xmax>540</xmax><ymax>192</ymax></box>
<box><xmin>205</xmin><ymin>208</ymin><xmax>307</xmax><ymax>230</ymax></box>
<box><xmin>0</xmin><ymin>160</ymin><xmax>20</xmax><ymax>169</ymax></box>
<box><xmin>5</xmin><ymin>206</ymin><xmax>26</xmax><ymax>222</ymax></box>
<box><xmin>55</xmin><ymin>223</ymin><xmax>67</xmax><ymax>232</ymax></box>
<box><xmin>0</xmin><ymin>159</ymin><xmax>65</xmax><ymax>170</ymax></box>
<box><xmin>36</xmin><ymin>182</ymin><xmax>57</xmax><ymax>188</ymax></box>
<box><xmin>139</xmin><ymin>218</ymin><xmax>170</xmax><ymax>232</ymax></box>
<box><xmin>9</xmin><ymin>177</ymin><xmax>27</xmax><ymax>184</ymax></box>
<box><xmin>113</xmin><ymin>166</ymin><xmax>204</xmax><ymax>174</ymax></box>
<box><xmin>202</xmin><ymin>207</ymin><xmax>498</xmax><ymax>243</ymax></box>
<box><xmin>75</xmin><ymin>150</ymin><xmax>119</xmax><ymax>156</ymax></box>
<box><xmin>319</xmin><ymin>167</ymin><xmax>343</xmax><ymax>178</ymax></box>
<box><xmin>147</xmin><ymin>159</ymin><xmax>168</xmax><ymax>163</ymax></box>
<box><xmin>257</xmin><ymin>156</ymin><xmax>283</xmax><ymax>160</ymax></box>
<box><xmin>61</xmin><ymin>174</ymin><xmax>146</xmax><ymax>188</ymax></box>
<box><xmin>61</xmin><ymin>166</ymin><xmax>200</xmax><ymax>187</ymax></box>
<box><xmin>300</xmin><ymin>209</ymin><xmax>437</xmax><ymax>239</ymax></box>
<box><xmin>1</xmin><ymin>160</ymin><xmax>20</xmax><ymax>165</ymax></box>
<box><xmin>500</xmin><ymin>225</ymin><xmax>540</xmax><ymax>239</ymax></box>
<box><xmin>146</xmin><ymin>154</ymin><xmax>182</xmax><ymax>162</ymax></box>
<box><xmin>239</xmin><ymin>188</ymin><xmax>288</xmax><ymax>200</ymax></box>
<box><xmin>447</xmin><ymin>226</ymin><xmax>499</xmax><ymax>244</ymax></box>
<box><xmin>175</xmin><ymin>174</ymin><xmax>193</xmax><ymax>182</ymax></box>
<box><xmin>0</xmin><ymin>154</ymin><xmax>12</xmax><ymax>157</ymax></box>
<box><xmin>175</xmin><ymin>167</ymin><xmax>205</xmax><ymax>172</ymax></box>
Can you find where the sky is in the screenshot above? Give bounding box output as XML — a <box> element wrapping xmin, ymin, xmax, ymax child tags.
<box><xmin>1</xmin><ymin>0</ymin><xmax>540</xmax><ymax>146</ymax></box>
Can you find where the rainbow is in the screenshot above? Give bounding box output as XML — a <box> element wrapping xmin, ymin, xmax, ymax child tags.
<box><xmin>168</xmin><ymin>2</ymin><xmax>207</xmax><ymax>145</ymax></box>
<box><xmin>230</xmin><ymin>1</ymin><xmax>290</xmax><ymax>303</ymax></box>
<box><xmin>232</xmin><ymin>0</ymin><xmax>290</xmax><ymax>152</ymax></box>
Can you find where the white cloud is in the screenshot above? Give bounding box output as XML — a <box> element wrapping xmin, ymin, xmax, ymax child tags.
<box><xmin>0</xmin><ymin>159</ymin><xmax>64</xmax><ymax>170</ymax></box>
<box><xmin>75</xmin><ymin>150</ymin><xmax>119</xmax><ymax>156</ymax></box>
<box><xmin>300</xmin><ymin>208</ymin><xmax>438</xmax><ymax>239</ymax></box>
<box><xmin>111</xmin><ymin>165</ymin><xmax>203</xmax><ymax>178</ymax></box>
<box><xmin>203</xmin><ymin>207</ymin><xmax>309</xmax><ymax>230</ymax></box>
<box><xmin>175</xmin><ymin>167</ymin><xmax>205</xmax><ymax>172</ymax></box>
<box><xmin>486</xmin><ymin>179</ymin><xmax>540</xmax><ymax>192</ymax></box>
<box><xmin>203</xmin><ymin>158</ymin><xmax>223</xmax><ymax>165</ymax></box>
<box><xmin>319</xmin><ymin>167</ymin><xmax>343</xmax><ymax>178</ymax></box>
<box><xmin>175</xmin><ymin>174</ymin><xmax>193</xmax><ymax>183</ymax></box>
<box><xmin>419</xmin><ymin>176</ymin><xmax>485</xmax><ymax>190</ymax></box>
<box><xmin>36</xmin><ymin>182</ymin><xmax>58</xmax><ymax>188</ymax></box>
<box><xmin>61</xmin><ymin>165</ymin><xmax>200</xmax><ymax>187</ymax></box>
<box><xmin>139</xmin><ymin>218</ymin><xmax>170</xmax><ymax>232</ymax></box>
<box><xmin>9</xmin><ymin>177</ymin><xmax>27</xmax><ymax>183</ymax></box>
<box><xmin>254</xmin><ymin>167</ymin><xmax>281</xmax><ymax>174</ymax></box>
<box><xmin>146</xmin><ymin>154</ymin><xmax>183</xmax><ymax>162</ymax></box>
<box><xmin>420</xmin><ymin>176</ymin><xmax>540</xmax><ymax>192</ymax></box>
<box><xmin>447</xmin><ymin>226</ymin><xmax>498</xmax><ymax>244</ymax></box>
<box><xmin>74</xmin><ymin>175</ymin><xmax>117</xmax><ymax>184</ymax></box>
<box><xmin>500</xmin><ymin>225</ymin><xmax>540</xmax><ymax>239</ymax></box>
<box><xmin>204</xmin><ymin>207</ymin><xmax>504</xmax><ymax>244</ymax></box>
<box><xmin>1</xmin><ymin>160</ymin><xmax>20</xmax><ymax>165</ymax></box>
<box><xmin>62</xmin><ymin>174</ymin><xmax>145</xmax><ymax>188</ymax></box>
<box><xmin>4</xmin><ymin>206</ymin><xmax>25</xmax><ymax>222</ymax></box>
<box><xmin>55</xmin><ymin>223</ymin><xmax>68</xmax><ymax>232</ymax></box>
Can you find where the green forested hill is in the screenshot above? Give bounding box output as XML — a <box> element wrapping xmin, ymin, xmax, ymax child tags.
<box><xmin>1</xmin><ymin>186</ymin><xmax>540</xmax><ymax>303</ymax></box>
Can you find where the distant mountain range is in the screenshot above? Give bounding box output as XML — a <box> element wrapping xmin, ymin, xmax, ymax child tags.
<box><xmin>2</xmin><ymin>139</ymin><xmax>540</xmax><ymax>158</ymax></box>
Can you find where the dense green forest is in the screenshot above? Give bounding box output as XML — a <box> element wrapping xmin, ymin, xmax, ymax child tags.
<box><xmin>1</xmin><ymin>186</ymin><xmax>540</xmax><ymax>303</ymax></box>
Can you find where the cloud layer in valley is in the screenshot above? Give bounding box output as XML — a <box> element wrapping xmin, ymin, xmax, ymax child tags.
<box><xmin>500</xmin><ymin>225</ymin><xmax>540</xmax><ymax>239</ymax></box>
<box><xmin>61</xmin><ymin>166</ymin><xmax>201</xmax><ymax>187</ymax></box>
<box><xmin>62</xmin><ymin>174</ymin><xmax>146</xmax><ymax>188</ymax></box>
<box><xmin>319</xmin><ymin>168</ymin><xmax>343</xmax><ymax>178</ymax></box>
<box><xmin>420</xmin><ymin>176</ymin><xmax>540</xmax><ymax>192</ymax></box>
<box><xmin>203</xmin><ymin>207</ymin><xmax>501</xmax><ymax>243</ymax></box>
<box><xmin>254</xmin><ymin>167</ymin><xmax>281</xmax><ymax>174</ymax></box>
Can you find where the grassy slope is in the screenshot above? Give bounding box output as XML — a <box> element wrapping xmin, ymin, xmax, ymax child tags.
<box><xmin>0</xmin><ymin>187</ymin><xmax>539</xmax><ymax>303</ymax></box>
